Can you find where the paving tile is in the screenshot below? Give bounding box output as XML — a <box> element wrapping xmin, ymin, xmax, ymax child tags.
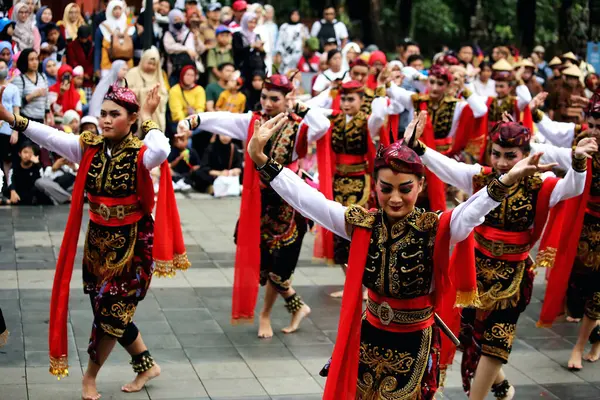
<box><xmin>543</xmin><ymin>382</ymin><xmax>600</xmax><ymax>399</ymax></box>
<box><xmin>258</xmin><ymin>376</ymin><xmax>322</xmax><ymax>396</ymax></box>
<box><xmin>193</xmin><ymin>361</ymin><xmax>254</xmax><ymax>379</ymax></box>
<box><xmin>0</xmin><ymin>366</ymin><xmax>26</xmax><ymax>384</ymax></box>
<box><xmin>0</xmin><ymin>384</ymin><xmax>27</xmax><ymax>400</ymax></box>
<box><xmin>246</xmin><ymin>359</ymin><xmax>310</xmax><ymax>378</ymax></box>
<box><xmin>146</xmin><ymin>378</ymin><xmax>208</xmax><ymax>399</ymax></box>
<box><xmin>202</xmin><ymin>378</ymin><xmax>267</xmax><ymax>398</ymax></box>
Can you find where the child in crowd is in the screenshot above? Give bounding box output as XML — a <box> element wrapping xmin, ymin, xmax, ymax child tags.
<box><xmin>206</xmin><ymin>25</ymin><xmax>233</xmax><ymax>84</ymax></box>
<box><xmin>72</xmin><ymin>66</ymin><xmax>90</xmax><ymax>114</ymax></box>
<box><xmin>61</xmin><ymin>110</ymin><xmax>80</xmax><ymax>134</ymax></box>
<box><xmin>215</xmin><ymin>75</ymin><xmax>246</xmax><ymax>113</ymax></box>
<box><xmin>168</xmin><ymin>133</ymin><xmax>201</xmax><ymax>192</ymax></box>
<box><xmin>80</xmin><ymin>115</ymin><xmax>100</xmax><ymax>135</ymax></box>
<box><xmin>6</xmin><ymin>142</ymin><xmax>51</xmax><ymax>205</ymax></box>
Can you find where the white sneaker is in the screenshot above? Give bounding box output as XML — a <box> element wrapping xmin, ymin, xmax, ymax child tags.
<box><xmin>179</xmin><ymin>182</ymin><xmax>193</xmax><ymax>192</ymax></box>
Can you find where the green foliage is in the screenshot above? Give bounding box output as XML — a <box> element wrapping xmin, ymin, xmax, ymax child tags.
<box><xmin>411</xmin><ymin>0</ymin><xmax>459</xmax><ymax>53</ymax></box>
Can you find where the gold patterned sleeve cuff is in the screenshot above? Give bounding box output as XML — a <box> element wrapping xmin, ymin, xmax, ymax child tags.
<box><xmin>11</xmin><ymin>114</ymin><xmax>29</xmax><ymax>132</ymax></box>
<box><xmin>141</xmin><ymin>120</ymin><xmax>161</xmax><ymax>136</ymax></box>
<box><xmin>572</xmin><ymin>153</ymin><xmax>587</xmax><ymax>173</ymax></box>
<box><xmin>375</xmin><ymin>86</ymin><xmax>387</xmax><ymax>98</ymax></box>
<box><xmin>487</xmin><ymin>177</ymin><xmax>510</xmax><ymax>202</ymax></box>
<box><xmin>462</xmin><ymin>88</ymin><xmax>472</xmax><ymax>98</ymax></box>
<box><xmin>532</xmin><ymin>109</ymin><xmax>544</xmax><ymax>123</ymax></box>
<box><xmin>413</xmin><ymin>140</ymin><xmax>426</xmax><ymax>156</ymax></box>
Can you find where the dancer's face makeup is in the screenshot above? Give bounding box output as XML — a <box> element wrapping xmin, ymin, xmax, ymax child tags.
<box><xmin>375</xmin><ymin>168</ymin><xmax>423</xmax><ymax>221</ymax></box>
<box><xmin>99</xmin><ymin>100</ymin><xmax>137</xmax><ymax>141</ymax></box>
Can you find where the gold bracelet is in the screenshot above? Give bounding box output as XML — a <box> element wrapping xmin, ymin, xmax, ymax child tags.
<box><xmin>487</xmin><ymin>177</ymin><xmax>510</xmax><ymax>202</ymax></box>
<box><xmin>572</xmin><ymin>153</ymin><xmax>588</xmax><ymax>173</ymax></box>
<box><xmin>141</xmin><ymin>120</ymin><xmax>160</xmax><ymax>135</ymax></box>
<box><xmin>375</xmin><ymin>86</ymin><xmax>387</xmax><ymax>98</ymax></box>
<box><xmin>532</xmin><ymin>109</ymin><xmax>544</xmax><ymax>123</ymax></box>
<box><xmin>462</xmin><ymin>88</ymin><xmax>473</xmax><ymax>98</ymax></box>
<box><xmin>11</xmin><ymin>114</ymin><xmax>29</xmax><ymax>132</ymax></box>
<box><xmin>414</xmin><ymin>140</ymin><xmax>427</xmax><ymax>156</ymax></box>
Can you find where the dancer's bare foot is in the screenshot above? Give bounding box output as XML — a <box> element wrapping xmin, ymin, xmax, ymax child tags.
<box><xmin>566</xmin><ymin>316</ymin><xmax>581</xmax><ymax>323</ymax></box>
<box><xmin>329</xmin><ymin>290</ymin><xmax>343</xmax><ymax>298</ymax></box>
<box><xmin>121</xmin><ymin>363</ymin><xmax>161</xmax><ymax>392</ymax></box>
<box><xmin>282</xmin><ymin>304</ymin><xmax>311</xmax><ymax>334</ymax></box>
<box><xmin>584</xmin><ymin>342</ymin><xmax>600</xmax><ymax>362</ymax></box>
<box><xmin>82</xmin><ymin>374</ymin><xmax>101</xmax><ymax>400</ymax></box>
<box><xmin>500</xmin><ymin>385</ymin><xmax>515</xmax><ymax>400</ymax></box>
<box><xmin>258</xmin><ymin>312</ymin><xmax>273</xmax><ymax>338</ymax></box>
<box><xmin>568</xmin><ymin>347</ymin><xmax>583</xmax><ymax>370</ymax></box>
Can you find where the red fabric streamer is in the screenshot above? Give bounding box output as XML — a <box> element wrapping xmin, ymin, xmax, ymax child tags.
<box><xmin>539</xmin><ymin>159</ymin><xmax>592</xmax><ymax>326</ymax></box>
<box><xmin>419</xmin><ymin>102</ymin><xmax>447</xmax><ymax>211</ymax></box>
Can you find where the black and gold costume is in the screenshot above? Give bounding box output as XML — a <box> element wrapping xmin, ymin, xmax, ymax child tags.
<box><xmin>346</xmin><ymin>205</ymin><xmax>441</xmax><ymax>400</ymax></box>
<box><xmin>411</xmin><ymin>94</ymin><xmax>458</xmax><ymax>152</ymax></box>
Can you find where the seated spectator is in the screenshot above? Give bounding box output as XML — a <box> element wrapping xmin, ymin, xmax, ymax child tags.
<box><xmin>7</xmin><ymin>141</ymin><xmax>51</xmax><ymax>205</ymax></box>
<box><xmin>215</xmin><ymin>75</ymin><xmax>246</xmax><ymax>113</ymax></box>
<box><xmin>297</xmin><ymin>37</ymin><xmax>320</xmax><ymax>73</ymax></box>
<box><xmin>205</xmin><ymin>62</ymin><xmax>234</xmax><ymax>111</ymax></box>
<box><xmin>42</xmin><ymin>58</ymin><xmax>58</xmax><ymax>86</ymax></box>
<box><xmin>36</xmin><ymin>5</ymin><xmax>52</xmax><ymax>42</ymax></box>
<box><xmin>0</xmin><ymin>59</ymin><xmax>20</xmax><ymax>177</ymax></box>
<box><xmin>168</xmin><ymin>133</ymin><xmax>200</xmax><ymax>192</ymax></box>
<box><xmin>61</xmin><ymin>109</ymin><xmax>80</xmax><ymax>134</ymax></box>
<box><xmin>44</xmin><ymin>23</ymin><xmax>67</xmax><ymax>63</ymax></box>
<box><xmin>0</xmin><ymin>18</ymin><xmax>15</xmax><ymax>43</ymax></box>
<box><xmin>169</xmin><ymin>65</ymin><xmax>206</xmax><ymax>127</ymax></box>
<box><xmin>0</xmin><ymin>41</ymin><xmax>16</xmax><ymax>82</ymax></box>
<box><xmin>58</xmin><ymin>2</ymin><xmax>84</xmax><ymax>42</ymax></box>
<box><xmin>49</xmin><ymin>64</ymin><xmax>82</xmax><ymax>119</ymax></box>
<box><xmin>312</xmin><ymin>49</ymin><xmax>344</xmax><ymax>94</ymax></box>
<box><xmin>206</xmin><ymin>25</ymin><xmax>233</xmax><ymax>84</ymax></box>
<box><xmin>195</xmin><ymin>134</ymin><xmax>242</xmax><ymax>193</ymax></box>
<box><xmin>72</xmin><ymin>66</ymin><xmax>89</xmax><ymax>115</ymax></box>
<box><xmin>89</xmin><ymin>59</ymin><xmax>128</xmax><ymax>117</ymax></box>
<box><xmin>80</xmin><ymin>115</ymin><xmax>100</xmax><ymax>134</ymax></box>
<box><xmin>66</xmin><ymin>25</ymin><xmax>94</xmax><ymax>86</ymax></box>
<box><xmin>35</xmin><ymin>153</ymin><xmax>77</xmax><ymax>205</ymax></box>
<box><xmin>12</xmin><ymin>2</ymin><xmax>41</xmax><ymax>53</ymax></box>
<box><xmin>243</xmin><ymin>69</ymin><xmax>264</xmax><ymax>111</ymax></box>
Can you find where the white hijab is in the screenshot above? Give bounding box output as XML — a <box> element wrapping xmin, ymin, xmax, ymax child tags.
<box><xmin>341</xmin><ymin>42</ymin><xmax>360</xmax><ymax>72</ymax></box>
<box><xmin>100</xmin><ymin>0</ymin><xmax>128</xmax><ymax>42</ymax></box>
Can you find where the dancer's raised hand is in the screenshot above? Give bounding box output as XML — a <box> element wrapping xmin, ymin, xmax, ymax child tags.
<box><xmin>501</xmin><ymin>152</ymin><xmax>558</xmax><ymax>185</ymax></box>
<box><xmin>248</xmin><ymin>113</ymin><xmax>288</xmax><ymax>166</ymax></box>
<box><xmin>574</xmin><ymin>137</ymin><xmax>598</xmax><ymax>159</ymax></box>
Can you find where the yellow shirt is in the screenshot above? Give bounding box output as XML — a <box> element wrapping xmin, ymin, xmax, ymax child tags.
<box><xmin>215</xmin><ymin>90</ymin><xmax>246</xmax><ymax>114</ymax></box>
<box><xmin>168</xmin><ymin>84</ymin><xmax>207</xmax><ymax>122</ymax></box>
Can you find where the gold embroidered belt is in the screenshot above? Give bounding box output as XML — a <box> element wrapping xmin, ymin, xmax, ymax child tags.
<box><xmin>474</xmin><ymin>227</ymin><xmax>531</xmax><ymax>261</ymax></box>
<box><xmin>365</xmin><ymin>290</ymin><xmax>434</xmax><ymax>333</ymax></box>
<box><xmin>88</xmin><ymin>194</ymin><xmax>144</xmax><ymax>227</ymax></box>
<box><xmin>335</xmin><ymin>162</ymin><xmax>368</xmax><ymax>175</ymax></box>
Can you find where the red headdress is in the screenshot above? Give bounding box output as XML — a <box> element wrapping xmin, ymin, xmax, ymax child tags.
<box><xmin>490</xmin><ymin>121</ymin><xmax>531</xmax><ymax>148</ymax></box>
<box><xmin>429</xmin><ymin>64</ymin><xmax>452</xmax><ymax>83</ymax></box>
<box><xmin>349</xmin><ymin>58</ymin><xmax>368</xmax><ymax>70</ymax></box>
<box><xmin>442</xmin><ymin>53</ymin><xmax>460</xmax><ymax>66</ymax></box>
<box><xmin>263</xmin><ymin>74</ymin><xmax>294</xmax><ymax>94</ymax></box>
<box><xmin>374</xmin><ymin>141</ymin><xmax>424</xmax><ymax>175</ymax></box>
<box><xmin>339</xmin><ymin>80</ymin><xmax>364</xmax><ymax>95</ymax></box>
<box><xmin>586</xmin><ymin>88</ymin><xmax>600</xmax><ymax>116</ymax></box>
<box><xmin>368</xmin><ymin>50</ymin><xmax>387</xmax><ymax>66</ymax></box>
<box><xmin>104</xmin><ymin>83</ymin><xmax>140</xmax><ymax>113</ymax></box>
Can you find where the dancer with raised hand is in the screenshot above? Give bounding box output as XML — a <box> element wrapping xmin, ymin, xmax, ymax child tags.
<box><xmin>404</xmin><ymin>110</ymin><xmax>594</xmax><ymax>399</ymax></box>
<box><xmin>245</xmin><ymin>110</ymin><xmax>549</xmax><ymax>399</ymax></box>
<box><xmin>178</xmin><ymin>74</ymin><xmax>329</xmax><ymax>338</ymax></box>
<box><xmin>0</xmin><ymin>83</ymin><xmax>189</xmax><ymax>400</ymax></box>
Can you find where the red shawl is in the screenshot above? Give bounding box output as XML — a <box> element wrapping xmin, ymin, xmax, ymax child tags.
<box><xmin>539</xmin><ymin>159</ymin><xmax>593</xmax><ymax>327</ymax></box>
<box><xmin>49</xmin><ymin>142</ymin><xmax>188</xmax><ymax>378</ymax></box>
<box><xmin>231</xmin><ymin>112</ymin><xmax>308</xmax><ymax>322</ymax></box>
<box><xmin>418</xmin><ymin>102</ymin><xmax>446</xmax><ymax>212</ymax></box>
<box><xmin>49</xmin><ymin>64</ymin><xmax>81</xmax><ymax>116</ymax></box>
<box><xmin>323</xmin><ymin>210</ymin><xmax>477</xmax><ymax>399</ymax></box>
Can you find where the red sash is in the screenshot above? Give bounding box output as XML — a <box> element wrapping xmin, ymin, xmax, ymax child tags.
<box><xmin>231</xmin><ymin>112</ymin><xmax>308</xmax><ymax>322</ymax></box>
<box><xmin>49</xmin><ymin>144</ymin><xmax>188</xmax><ymax>378</ymax></box>
<box><xmin>323</xmin><ymin>210</ymin><xmax>477</xmax><ymax>399</ymax></box>
<box><xmin>365</xmin><ymin>292</ymin><xmax>435</xmax><ymax>333</ymax></box>
<box><xmin>539</xmin><ymin>160</ymin><xmax>592</xmax><ymax>327</ymax></box>
<box><xmin>419</xmin><ymin>102</ymin><xmax>447</xmax><ymax>211</ymax></box>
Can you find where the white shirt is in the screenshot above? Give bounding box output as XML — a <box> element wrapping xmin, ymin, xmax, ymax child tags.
<box><xmin>312</xmin><ymin>69</ymin><xmax>347</xmax><ymax>94</ymax></box>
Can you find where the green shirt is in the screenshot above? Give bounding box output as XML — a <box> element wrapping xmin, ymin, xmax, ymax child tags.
<box><xmin>206</xmin><ymin>82</ymin><xmax>226</xmax><ymax>104</ymax></box>
<box><xmin>206</xmin><ymin>47</ymin><xmax>234</xmax><ymax>84</ymax></box>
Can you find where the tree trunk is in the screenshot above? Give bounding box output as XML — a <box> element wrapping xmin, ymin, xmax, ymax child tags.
<box><xmin>517</xmin><ymin>0</ymin><xmax>536</xmax><ymax>55</ymax></box>
<box><xmin>369</xmin><ymin>0</ymin><xmax>384</xmax><ymax>48</ymax></box>
<box><xmin>398</xmin><ymin>0</ymin><xmax>413</xmax><ymax>40</ymax></box>
<box><xmin>559</xmin><ymin>0</ymin><xmax>574</xmax><ymax>51</ymax></box>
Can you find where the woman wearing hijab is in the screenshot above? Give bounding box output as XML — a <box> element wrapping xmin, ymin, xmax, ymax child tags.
<box><xmin>0</xmin><ymin>41</ymin><xmax>16</xmax><ymax>81</ymax></box>
<box><xmin>232</xmin><ymin>12</ymin><xmax>266</xmax><ymax>89</ymax></box>
<box><xmin>42</xmin><ymin>58</ymin><xmax>58</xmax><ymax>86</ymax></box>
<box><xmin>66</xmin><ymin>25</ymin><xmax>94</xmax><ymax>83</ymax></box>
<box><xmin>276</xmin><ymin>10</ymin><xmax>309</xmax><ymax>74</ymax></box>
<box><xmin>341</xmin><ymin>42</ymin><xmax>360</xmax><ymax>71</ymax></box>
<box><xmin>36</xmin><ymin>6</ymin><xmax>52</xmax><ymax>42</ymax></box>
<box><xmin>89</xmin><ymin>59</ymin><xmax>128</xmax><ymax>117</ymax></box>
<box><xmin>0</xmin><ymin>18</ymin><xmax>14</xmax><ymax>43</ymax></box>
<box><xmin>12</xmin><ymin>2</ymin><xmax>41</xmax><ymax>53</ymax></box>
<box><xmin>243</xmin><ymin>69</ymin><xmax>264</xmax><ymax>111</ymax></box>
<box><xmin>98</xmin><ymin>0</ymin><xmax>132</xmax><ymax>78</ymax></box>
<box><xmin>126</xmin><ymin>47</ymin><xmax>169</xmax><ymax>133</ymax></box>
<box><xmin>58</xmin><ymin>3</ymin><xmax>85</xmax><ymax>42</ymax></box>
<box><xmin>191</xmin><ymin>134</ymin><xmax>243</xmax><ymax>193</ymax></box>
<box><xmin>163</xmin><ymin>9</ymin><xmax>204</xmax><ymax>86</ymax></box>
<box><xmin>169</xmin><ymin>65</ymin><xmax>206</xmax><ymax>126</ymax></box>
<box><xmin>49</xmin><ymin>64</ymin><xmax>82</xmax><ymax>118</ymax></box>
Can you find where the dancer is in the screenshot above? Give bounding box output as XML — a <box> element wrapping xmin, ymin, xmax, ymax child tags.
<box><xmin>314</xmin><ymin>77</ymin><xmax>395</xmax><ymax>296</ymax></box>
<box><xmin>530</xmin><ymin>91</ymin><xmax>600</xmax><ymax>370</ymax></box>
<box><xmin>406</xmin><ymin>117</ymin><xmax>593</xmax><ymax>399</ymax></box>
<box><xmin>0</xmin><ymin>83</ymin><xmax>189</xmax><ymax>400</ymax></box>
<box><xmin>246</xmin><ymin>111</ymin><xmax>552</xmax><ymax>399</ymax></box>
<box><xmin>178</xmin><ymin>74</ymin><xmax>329</xmax><ymax>337</ymax></box>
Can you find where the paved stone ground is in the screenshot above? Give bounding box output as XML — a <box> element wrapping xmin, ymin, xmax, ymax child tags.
<box><xmin>0</xmin><ymin>194</ymin><xmax>599</xmax><ymax>400</ymax></box>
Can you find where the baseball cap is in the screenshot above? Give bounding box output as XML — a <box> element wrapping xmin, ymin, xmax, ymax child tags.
<box><xmin>207</xmin><ymin>2</ymin><xmax>222</xmax><ymax>11</ymax></box>
<box><xmin>232</xmin><ymin>0</ymin><xmax>247</xmax><ymax>11</ymax></box>
<box><xmin>325</xmin><ymin>37</ymin><xmax>337</xmax><ymax>45</ymax></box>
<box><xmin>215</xmin><ymin>25</ymin><xmax>230</xmax><ymax>35</ymax></box>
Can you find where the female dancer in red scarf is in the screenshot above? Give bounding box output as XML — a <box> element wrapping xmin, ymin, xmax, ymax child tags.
<box><xmin>0</xmin><ymin>83</ymin><xmax>189</xmax><ymax>400</ymax></box>
<box><xmin>246</xmin><ymin>111</ymin><xmax>548</xmax><ymax>399</ymax></box>
<box><xmin>407</xmin><ymin>117</ymin><xmax>594</xmax><ymax>399</ymax></box>
<box><xmin>530</xmin><ymin>91</ymin><xmax>600</xmax><ymax>370</ymax></box>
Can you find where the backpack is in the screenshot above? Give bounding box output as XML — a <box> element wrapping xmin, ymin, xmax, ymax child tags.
<box><xmin>102</xmin><ymin>22</ymin><xmax>134</xmax><ymax>61</ymax></box>
<box><xmin>167</xmin><ymin>31</ymin><xmax>196</xmax><ymax>77</ymax></box>
<box><xmin>317</xmin><ymin>20</ymin><xmax>337</xmax><ymax>50</ymax></box>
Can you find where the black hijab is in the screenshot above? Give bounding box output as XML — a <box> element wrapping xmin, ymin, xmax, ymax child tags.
<box><xmin>17</xmin><ymin>48</ymin><xmax>36</xmax><ymax>74</ymax></box>
<box><xmin>244</xmin><ymin>69</ymin><xmax>265</xmax><ymax>112</ymax></box>
<box><xmin>288</xmin><ymin>9</ymin><xmax>300</xmax><ymax>25</ymax></box>
<box><xmin>201</xmin><ymin>136</ymin><xmax>241</xmax><ymax>172</ymax></box>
